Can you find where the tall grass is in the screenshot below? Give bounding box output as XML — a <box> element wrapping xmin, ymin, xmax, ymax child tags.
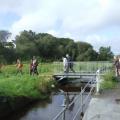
<box><xmin>0</xmin><ymin>63</ymin><xmax>55</xmax><ymax>99</ymax></box>
<box><xmin>0</xmin><ymin>75</ymin><xmax>55</xmax><ymax>98</ymax></box>
<box><xmin>0</xmin><ymin>61</ymin><xmax>114</xmax><ymax>98</ymax></box>
<box><xmin>101</xmin><ymin>71</ymin><xmax>117</xmax><ymax>89</ymax></box>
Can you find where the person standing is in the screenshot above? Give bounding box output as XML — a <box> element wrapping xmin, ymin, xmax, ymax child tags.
<box><xmin>118</xmin><ymin>57</ymin><xmax>120</xmax><ymax>76</ymax></box>
<box><xmin>30</xmin><ymin>56</ymin><xmax>39</xmax><ymax>75</ymax></box>
<box><xmin>114</xmin><ymin>56</ymin><xmax>119</xmax><ymax>77</ymax></box>
<box><xmin>16</xmin><ymin>59</ymin><xmax>23</xmax><ymax>74</ymax></box>
<box><xmin>66</xmin><ymin>54</ymin><xmax>75</xmax><ymax>73</ymax></box>
<box><xmin>63</xmin><ymin>57</ymin><xmax>68</xmax><ymax>73</ymax></box>
<box><xmin>30</xmin><ymin>59</ymin><xmax>33</xmax><ymax>75</ymax></box>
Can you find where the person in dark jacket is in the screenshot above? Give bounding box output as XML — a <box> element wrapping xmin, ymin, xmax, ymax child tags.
<box><xmin>30</xmin><ymin>56</ymin><xmax>39</xmax><ymax>75</ymax></box>
<box><xmin>66</xmin><ymin>54</ymin><xmax>75</xmax><ymax>73</ymax></box>
<box><xmin>114</xmin><ymin>56</ymin><xmax>119</xmax><ymax>76</ymax></box>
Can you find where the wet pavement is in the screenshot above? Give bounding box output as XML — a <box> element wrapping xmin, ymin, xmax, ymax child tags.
<box><xmin>83</xmin><ymin>83</ymin><xmax>120</xmax><ymax>120</ymax></box>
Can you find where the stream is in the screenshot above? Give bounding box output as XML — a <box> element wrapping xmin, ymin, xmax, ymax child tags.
<box><xmin>4</xmin><ymin>81</ymin><xmax>92</xmax><ymax>120</ymax></box>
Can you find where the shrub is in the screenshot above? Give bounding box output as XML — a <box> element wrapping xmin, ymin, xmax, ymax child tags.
<box><xmin>101</xmin><ymin>71</ymin><xmax>117</xmax><ymax>89</ymax></box>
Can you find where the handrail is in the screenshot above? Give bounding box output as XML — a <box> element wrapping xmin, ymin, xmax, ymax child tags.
<box><xmin>52</xmin><ymin>78</ymin><xmax>94</xmax><ymax>120</ymax></box>
<box><xmin>52</xmin><ymin>67</ymin><xmax>111</xmax><ymax>120</ymax></box>
<box><xmin>67</xmin><ymin>78</ymin><xmax>93</xmax><ymax>109</ymax></box>
<box><xmin>53</xmin><ymin>61</ymin><xmax>112</xmax><ymax>74</ymax></box>
<box><xmin>72</xmin><ymin>85</ymin><xmax>94</xmax><ymax>120</ymax></box>
<box><xmin>52</xmin><ymin>107</ymin><xmax>67</xmax><ymax>120</ymax></box>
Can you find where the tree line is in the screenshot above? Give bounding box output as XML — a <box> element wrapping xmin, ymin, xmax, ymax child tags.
<box><xmin>0</xmin><ymin>30</ymin><xmax>114</xmax><ymax>64</ymax></box>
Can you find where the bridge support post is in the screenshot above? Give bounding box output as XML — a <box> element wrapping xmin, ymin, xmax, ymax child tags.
<box><xmin>80</xmin><ymin>87</ymin><xmax>84</xmax><ymax>120</ymax></box>
<box><xmin>81</xmin><ymin>87</ymin><xmax>83</xmax><ymax>113</ymax></box>
<box><xmin>62</xmin><ymin>110</ymin><xmax>65</xmax><ymax>120</ymax></box>
<box><xmin>96</xmin><ymin>69</ymin><xmax>100</xmax><ymax>94</ymax></box>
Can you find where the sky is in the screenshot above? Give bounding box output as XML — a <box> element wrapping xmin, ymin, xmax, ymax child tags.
<box><xmin>0</xmin><ymin>0</ymin><xmax>120</xmax><ymax>54</ymax></box>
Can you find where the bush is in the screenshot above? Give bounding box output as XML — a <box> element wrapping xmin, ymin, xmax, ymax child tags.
<box><xmin>101</xmin><ymin>72</ymin><xmax>117</xmax><ymax>89</ymax></box>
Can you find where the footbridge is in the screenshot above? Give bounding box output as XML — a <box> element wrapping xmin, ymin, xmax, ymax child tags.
<box><xmin>53</xmin><ymin>61</ymin><xmax>112</xmax><ymax>84</ymax></box>
<box><xmin>52</xmin><ymin>61</ymin><xmax>113</xmax><ymax>120</ymax></box>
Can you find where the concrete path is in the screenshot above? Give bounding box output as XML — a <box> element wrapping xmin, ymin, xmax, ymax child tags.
<box><xmin>83</xmin><ymin>83</ymin><xmax>120</xmax><ymax>120</ymax></box>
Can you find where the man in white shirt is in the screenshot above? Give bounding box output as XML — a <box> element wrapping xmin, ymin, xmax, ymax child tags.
<box><xmin>63</xmin><ymin>57</ymin><xmax>68</xmax><ymax>73</ymax></box>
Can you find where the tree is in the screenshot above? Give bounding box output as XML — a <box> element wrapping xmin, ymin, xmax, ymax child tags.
<box><xmin>76</xmin><ymin>42</ymin><xmax>95</xmax><ymax>61</ymax></box>
<box><xmin>14</xmin><ymin>30</ymin><xmax>114</xmax><ymax>62</ymax></box>
<box><xmin>0</xmin><ymin>30</ymin><xmax>16</xmax><ymax>64</ymax></box>
<box><xmin>4</xmin><ymin>42</ymin><xmax>15</xmax><ymax>49</ymax></box>
<box><xmin>0</xmin><ymin>42</ymin><xmax>16</xmax><ymax>64</ymax></box>
<box><xmin>83</xmin><ymin>48</ymin><xmax>98</xmax><ymax>61</ymax></box>
<box><xmin>15</xmin><ymin>30</ymin><xmax>38</xmax><ymax>59</ymax></box>
<box><xmin>98</xmin><ymin>46</ymin><xmax>114</xmax><ymax>61</ymax></box>
<box><xmin>0</xmin><ymin>30</ymin><xmax>11</xmax><ymax>43</ymax></box>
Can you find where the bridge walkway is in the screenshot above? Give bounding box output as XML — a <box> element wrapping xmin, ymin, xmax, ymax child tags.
<box><xmin>83</xmin><ymin>81</ymin><xmax>120</xmax><ymax>120</ymax></box>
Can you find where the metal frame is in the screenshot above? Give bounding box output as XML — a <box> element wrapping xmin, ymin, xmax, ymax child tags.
<box><xmin>52</xmin><ymin>62</ymin><xmax>112</xmax><ymax>120</ymax></box>
<box><xmin>53</xmin><ymin>61</ymin><xmax>112</xmax><ymax>74</ymax></box>
<box><xmin>52</xmin><ymin>78</ymin><xmax>94</xmax><ymax>120</ymax></box>
<box><xmin>52</xmin><ymin>63</ymin><xmax>112</xmax><ymax>120</ymax></box>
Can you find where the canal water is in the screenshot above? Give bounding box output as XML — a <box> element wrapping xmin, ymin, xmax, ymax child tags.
<box><xmin>5</xmin><ymin>82</ymin><xmax>92</xmax><ymax>120</ymax></box>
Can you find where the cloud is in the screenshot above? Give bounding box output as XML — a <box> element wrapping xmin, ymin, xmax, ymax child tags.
<box><xmin>84</xmin><ymin>34</ymin><xmax>120</xmax><ymax>55</ymax></box>
<box><xmin>85</xmin><ymin>34</ymin><xmax>109</xmax><ymax>51</ymax></box>
<box><xmin>0</xmin><ymin>0</ymin><xmax>120</xmax><ymax>54</ymax></box>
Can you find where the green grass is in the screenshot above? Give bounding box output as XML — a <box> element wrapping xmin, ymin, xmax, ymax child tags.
<box><xmin>101</xmin><ymin>71</ymin><xmax>117</xmax><ymax>89</ymax></box>
<box><xmin>0</xmin><ymin>61</ymin><xmax>114</xmax><ymax>99</ymax></box>
<box><xmin>0</xmin><ymin>75</ymin><xmax>55</xmax><ymax>99</ymax></box>
<box><xmin>0</xmin><ymin>63</ymin><xmax>55</xmax><ymax>99</ymax></box>
<box><xmin>1</xmin><ymin>63</ymin><xmax>54</xmax><ymax>75</ymax></box>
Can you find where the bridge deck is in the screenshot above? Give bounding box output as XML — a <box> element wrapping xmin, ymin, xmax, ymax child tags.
<box><xmin>53</xmin><ymin>72</ymin><xmax>99</xmax><ymax>78</ymax></box>
<box><xmin>53</xmin><ymin>72</ymin><xmax>105</xmax><ymax>84</ymax></box>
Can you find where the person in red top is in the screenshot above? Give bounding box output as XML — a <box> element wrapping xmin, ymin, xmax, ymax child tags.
<box><xmin>16</xmin><ymin>59</ymin><xmax>23</xmax><ymax>74</ymax></box>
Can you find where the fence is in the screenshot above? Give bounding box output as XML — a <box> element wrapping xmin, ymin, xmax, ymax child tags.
<box><xmin>52</xmin><ymin>64</ymin><xmax>112</xmax><ymax>120</ymax></box>
<box><xmin>53</xmin><ymin>61</ymin><xmax>112</xmax><ymax>74</ymax></box>
<box><xmin>52</xmin><ymin>78</ymin><xmax>94</xmax><ymax>120</ymax></box>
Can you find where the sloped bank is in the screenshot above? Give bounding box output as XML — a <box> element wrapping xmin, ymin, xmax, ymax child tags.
<box><xmin>0</xmin><ymin>75</ymin><xmax>55</xmax><ymax>118</ymax></box>
<box><xmin>0</xmin><ymin>96</ymin><xmax>34</xmax><ymax>118</ymax></box>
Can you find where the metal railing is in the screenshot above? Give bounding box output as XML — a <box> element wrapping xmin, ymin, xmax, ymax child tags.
<box><xmin>52</xmin><ymin>78</ymin><xmax>94</xmax><ymax>120</ymax></box>
<box><xmin>52</xmin><ymin>66</ymin><xmax>112</xmax><ymax>120</ymax></box>
<box><xmin>53</xmin><ymin>61</ymin><xmax>112</xmax><ymax>74</ymax></box>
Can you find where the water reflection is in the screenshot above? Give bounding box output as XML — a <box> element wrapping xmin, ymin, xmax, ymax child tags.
<box><xmin>4</xmin><ymin>83</ymin><xmax>91</xmax><ymax>120</ymax></box>
<box><xmin>4</xmin><ymin>94</ymin><xmax>65</xmax><ymax>120</ymax></box>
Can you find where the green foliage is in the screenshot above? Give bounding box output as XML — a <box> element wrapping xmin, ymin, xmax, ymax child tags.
<box><xmin>15</xmin><ymin>31</ymin><xmax>101</xmax><ymax>61</ymax></box>
<box><xmin>101</xmin><ymin>72</ymin><xmax>117</xmax><ymax>89</ymax></box>
<box><xmin>15</xmin><ymin>30</ymin><xmax>38</xmax><ymax>59</ymax></box>
<box><xmin>4</xmin><ymin>42</ymin><xmax>15</xmax><ymax>49</ymax></box>
<box><xmin>0</xmin><ymin>62</ymin><xmax>55</xmax><ymax>100</ymax></box>
<box><xmin>0</xmin><ymin>29</ymin><xmax>114</xmax><ymax>63</ymax></box>
<box><xmin>0</xmin><ymin>64</ymin><xmax>55</xmax><ymax>99</ymax></box>
<box><xmin>0</xmin><ymin>32</ymin><xmax>15</xmax><ymax>64</ymax></box>
<box><xmin>0</xmin><ymin>75</ymin><xmax>53</xmax><ymax>99</ymax></box>
<box><xmin>98</xmin><ymin>46</ymin><xmax>113</xmax><ymax>61</ymax></box>
<box><xmin>0</xmin><ymin>42</ymin><xmax>16</xmax><ymax>64</ymax></box>
<box><xmin>0</xmin><ymin>30</ymin><xmax>11</xmax><ymax>43</ymax></box>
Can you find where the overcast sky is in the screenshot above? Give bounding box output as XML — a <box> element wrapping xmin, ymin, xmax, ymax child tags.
<box><xmin>0</xmin><ymin>0</ymin><xmax>120</xmax><ymax>54</ymax></box>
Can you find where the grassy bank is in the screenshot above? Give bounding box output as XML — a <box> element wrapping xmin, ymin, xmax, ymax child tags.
<box><xmin>101</xmin><ymin>71</ymin><xmax>117</xmax><ymax>89</ymax></box>
<box><xmin>0</xmin><ymin>61</ymin><xmax>113</xmax><ymax>99</ymax></box>
<box><xmin>0</xmin><ymin>75</ymin><xmax>55</xmax><ymax>99</ymax></box>
<box><xmin>0</xmin><ymin>63</ymin><xmax>55</xmax><ymax>99</ymax></box>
